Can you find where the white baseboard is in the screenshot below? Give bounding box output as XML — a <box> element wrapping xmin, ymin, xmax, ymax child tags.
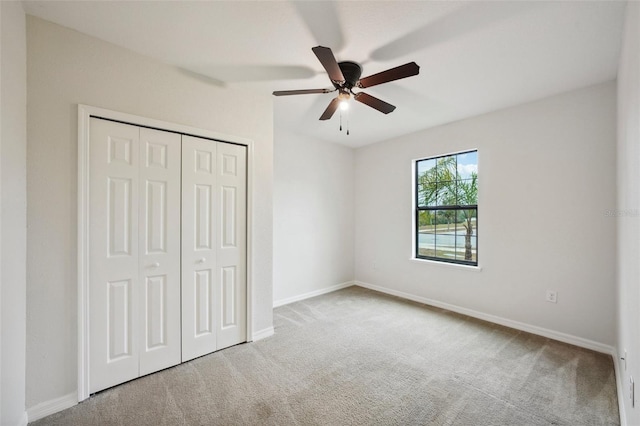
<box><xmin>252</xmin><ymin>326</ymin><xmax>274</xmax><ymax>342</ymax></box>
<box><xmin>354</xmin><ymin>280</ymin><xmax>614</xmax><ymax>355</ymax></box>
<box><xmin>273</xmin><ymin>281</ymin><xmax>354</xmax><ymax>308</ymax></box>
<box><xmin>27</xmin><ymin>392</ymin><xmax>77</xmax><ymax>423</ymax></box>
<box><xmin>612</xmin><ymin>347</ymin><xmax>628</xmax><ymax>426</ymax></box>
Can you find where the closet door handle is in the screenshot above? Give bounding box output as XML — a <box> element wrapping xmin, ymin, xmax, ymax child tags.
<box><xmin>196</xmin><ymin>258</ymin><xmax>206</xmax><ymax>264</ymax></box>
<box><xmin>147</xmin><ymin>262</ymin><xmax>160</xmax><ymax>268</ymax></box>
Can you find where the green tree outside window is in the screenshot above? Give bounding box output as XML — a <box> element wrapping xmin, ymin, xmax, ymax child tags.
<box><xmin>416</xmin><ymin>151</ymin><xmax>477</xmax><ymax>264</ymax></box>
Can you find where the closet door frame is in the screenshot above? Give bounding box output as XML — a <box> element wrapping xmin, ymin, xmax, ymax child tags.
<box><xmin>77</xmin><ymin>104</ymin><xmax>255</xmax><ymax>402</ymax></box>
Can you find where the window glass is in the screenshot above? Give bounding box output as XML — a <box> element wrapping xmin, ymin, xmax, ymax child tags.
<box><xmin>415</xmin><ymin>150</ymin><xmax>477</xmax><ymax>265</ymax></box>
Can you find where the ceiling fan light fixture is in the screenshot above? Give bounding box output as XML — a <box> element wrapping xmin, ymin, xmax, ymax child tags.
<box><xmin>338</xmin><ymin>90</ymin><xmax>350</xmax><ymax>111</ymax></box>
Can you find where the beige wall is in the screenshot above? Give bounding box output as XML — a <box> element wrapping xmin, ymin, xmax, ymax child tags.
<box><xmin>273</xmin><ymin>128</ymin><xmax>355</xmax><ymax>305</ymax></box>
<box><xmin>1</xmin><ymin>1</ymin><xmax>28</xmax><ymax>425</ymax></box>
<box><xmin>354</xmin><ymin>81</ymin><xmax>617</xmax><ymax>347</ymax></box>
<box><xmin>617</xmin><ymin>2</ymin><xmax>640</xmax><ymax>423</ymax></box>
<box><xmin>26</xmin><ymin>16</ymin><xmax>273</xmax><ymax>408</ymax></box>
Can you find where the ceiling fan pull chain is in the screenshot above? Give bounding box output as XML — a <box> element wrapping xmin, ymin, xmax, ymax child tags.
<box><xmin>347</xmin><ymin>110</ymin><xmax>350</xmax><ymax>135</ymax></box>
<box><xmin>339</xmin><ymin>111</ymin><xmax>343</xmax><ymax>131</ymax></box>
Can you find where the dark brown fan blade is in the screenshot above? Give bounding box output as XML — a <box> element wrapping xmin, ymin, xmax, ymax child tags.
<box><xmin>273</xmin><ymin>88</ymin><xmax>333</xmax><ymax>96</ymax></box>
<box><xmin>357</xmin><ymin>62</ymin><xmax>419</xmax><ymax>88</ymax></box>
<box><xmin>354</xmin><ymin>92</ymin><xmax>396</xmax><ymax>114</ymax></box>
<box><xmin>312</xmin><ymin>46</ymin><xmax>345</xmax><ymax>84</ymax></box>
<box><xmin>319</xmin><ymin>97</ymin><xmax>341</xmax><ymax>120</ymax></box>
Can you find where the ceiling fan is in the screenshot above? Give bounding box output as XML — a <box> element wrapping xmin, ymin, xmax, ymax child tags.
<box><xmin>273</xmin><ymin>46</ymin><xmax>420</xmax><ymax>121</ymax></box>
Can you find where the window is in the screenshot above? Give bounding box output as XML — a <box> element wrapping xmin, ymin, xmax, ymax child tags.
<box><xmin>415</xmin><ymin>150</ymin><xmax>478</xmax><ymax>266</ymax></box>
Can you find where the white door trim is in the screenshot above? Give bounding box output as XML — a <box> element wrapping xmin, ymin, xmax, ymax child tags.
<box><xmin>77</xmin><ymin>104</ymin><xmax>255</xmax><ymax>401</ymax></box>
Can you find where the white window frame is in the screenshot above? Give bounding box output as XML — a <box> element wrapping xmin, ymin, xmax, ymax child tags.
<box><xmin>411</xmin><ymin>149</ymin><xmax>481</xmax><ymax>270</ymax></box>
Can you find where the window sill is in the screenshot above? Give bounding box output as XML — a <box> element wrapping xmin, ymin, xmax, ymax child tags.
<box><xmin>410</xmin><ymin>257</ymin><xmax>483</xmax><ymax>272</ymax></box>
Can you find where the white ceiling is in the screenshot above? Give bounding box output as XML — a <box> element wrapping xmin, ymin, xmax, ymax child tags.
<box><xmin>22</xmin><ymin>1</ymin><xmax>626</xmax><ymax>148</ymax></box>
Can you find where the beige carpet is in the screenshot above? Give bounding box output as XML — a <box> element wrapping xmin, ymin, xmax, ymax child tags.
<box><xmin>32</xmin><ymin>286</ymin><xmax>619</xmax><ymax>425</ymax></box>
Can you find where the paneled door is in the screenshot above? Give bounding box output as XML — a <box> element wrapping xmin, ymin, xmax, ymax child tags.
<box><xmin>89</xmin><ymin>118</ymin><xmax>181</xmax><ymax>393</ymax></box>
<box><xmin>137</xmin><ymin>127</ymin><xmax>181</xmax><ymax>376</ymax></box>
<box><xmin>181</xmin><ymin>136</ymin><xmax>247</xmax><ymax>361</ymax></box>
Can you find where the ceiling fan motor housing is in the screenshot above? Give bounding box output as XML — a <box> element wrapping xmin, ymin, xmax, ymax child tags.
<box><xmin>337</xmin><ymin>61</ymin><xmax>362</xmax><ymax>89</ymax></box>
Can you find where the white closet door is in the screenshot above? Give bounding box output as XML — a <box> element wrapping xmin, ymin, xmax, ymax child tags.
<box><xmin>215</xmin><ymin>142</ymin><xmax>247</xmax><ymax>350</ymax></box>
<box><xmin>89</xmin><ymin>118</ymin><xmax>141</xmax><ymax>393</ymax></box>
<box><xmin>89</xmin><ymin>117</ymin><xmax>247</xmax><ymax>390</ymax></box>
<box><xmin>181</xmin><ymin>137</ymin><xmax>247</xmax><ymax>361</ymax></box>
<box><xmin>89</xmin><ymin>119</ymin><xmax>182</xmax><ymax>393</ymax></box>
<box><xmin>138</xmin><ymin>128</ymin><xmax>181</xmax><ymax>376</ymax></box>
<box><xmin>181</xmin><ymin>135</ymin><xmax>218</xmax><ymax>361</ymax></box>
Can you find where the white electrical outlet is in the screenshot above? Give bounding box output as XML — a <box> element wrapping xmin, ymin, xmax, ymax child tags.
<box><xmin>546</xmin><ymin>290</ymin><xmax>557</xmax><ymax>303</ymax></box>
